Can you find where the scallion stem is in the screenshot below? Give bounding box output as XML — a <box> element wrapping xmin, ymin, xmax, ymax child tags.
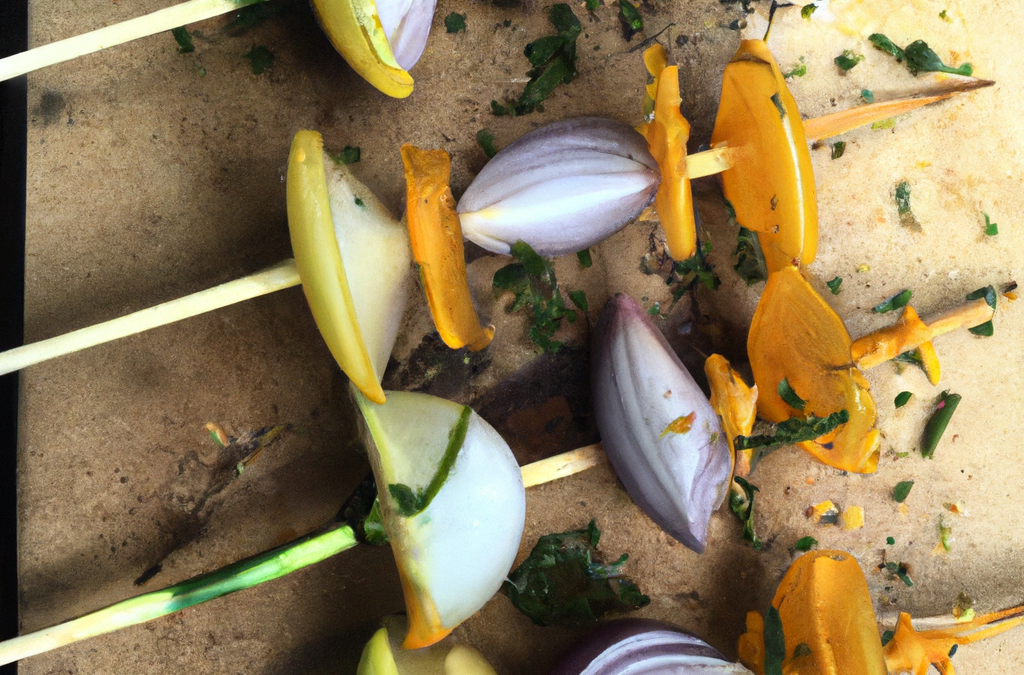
<box><xmin>0</xmin><ymin>523</ymin><xmax>357</xmax><ymax>666</ymax></box>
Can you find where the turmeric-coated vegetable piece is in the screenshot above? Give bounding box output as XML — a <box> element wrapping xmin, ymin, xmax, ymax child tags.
<box><xmin>638</xmin><ymin>45</ymin><xmax>696</xmax><ymax>261</ymax></box>
<box><xmin>884</xmin><ymin>606</ymin><xmax>1024</xmax><ymax>675</ymax></box>
<box><xmin>748</xmin><ymin>267</ymin><xmax>879</xmax><ymax>473</ymax></box>
<box><xmin>711</xmin><ymin>40</ymin><xmax>817</xmax><ymax>273</ymax></box>
<box><xmin>705</xmin><ymin>354</ymin><xmax>758</xmax><ymax>478</ymax></box>
<box><xmin>401</xmin><ymin>144</ymin><xmax>494</xmax><ymax>352</ymax></box>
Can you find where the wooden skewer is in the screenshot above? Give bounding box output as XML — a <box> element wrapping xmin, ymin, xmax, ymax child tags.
<box><xmin>0</xmin><ymin>0</ymin><xmax>268</xmax><ymax>82</ymax></box>
<box><xmin>0</xmin><ymin>259</ymin><xmax>300</xmax><ymax>376</ymax></box>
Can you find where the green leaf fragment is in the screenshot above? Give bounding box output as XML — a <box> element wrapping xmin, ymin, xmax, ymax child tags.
<box><xmin>671</xmin><ymin>241</ymin><xmax>721</xmax><ymax>296</ymax></box>
<box><xmin>882</xmin><ymin>629</ymin><xmax>896</xmax><ymax>646</ymax></box>
<box><xmin>869</xmin><ymin>33</ymin><xmax>906</xmax><ymax>61</ymax></box>
<box><xmin>826</xmin><ymin>276</ymin><xmax>843</xmax><ymax>294</ymax></box>
<box><xmin>895</xmin><ymin>391</ymin><xmax>913</xmax><ymax>408</ymax></box>
<box><xmin>905</xmin><ymin>40</ymin><xmax>972</xmax><ymax>76</ymax></box>
<box><xmin>921</xmin><ymin>390</ymin><xmax>961</xmax><ymax>459</ymax></box>
<box><xmin>569</xmin><ymin>289</ymin><xmax>588</xmax><ymax>313</ymax></box>
<box><xmin>884</xmin><ymin>561</ymin><xmax>914</xmax><ymax>587</ymax></box>
<box><xmin>764</xmin><ymin>606</ymin><xmax>786</xmax><ymax>675</ymax></box>
<box><xmin>939</xmin><ymin>9</ymin><xmax>952</xmax><ymax>22</ymax></box>
<box><xmin>861</xmin><ymin>89</ymin><xmax>874</xmax><ymax>103</ymax></box>
<box><xmin>494</xmin><ymin>240</ymin><xmax>577</xmax><ymax>352</ymax></box>
<box><xmin>983</xmin><ymin>212</ymin><xmax>998</xmax><ymax>236</ymax></box>
<box><xmin>886</xmin><ymin>536</ymin><xmax>895</xmax><ymax>545</ymax></box>
<box><xmin>729</xmin><ymin>477</ymin><xmax>763</xmax><ymax>550</ymax></box>
<box><xmin>492</xmin><ymin>4</ymin><xmax>581</xmax><ymax>116</ymax></box>
<box><xmin>388</xmin><ymin>406</ymin><xmax>472</xmax><ymax>516</ymax></box>
<box><xmin>734</xmin><ymin>410</ymin><xmax>849</xmax><ymax>451</ymax></box>
<box><xmin>243</xmin><ymin>45</ymin><xmax>274</xmax><ymax>74</ymax></box>
<box><xmin>363</xmin><ymin>498</ymin><xmax>390</xmax><ymax>545</ymax></box>
<box><xmin>831</xmin><ymin>141</ymin><xmax>846</xmax><ymax>160</ymax></box>
<box><xmin>502</xmin><ymin>519</ymin><xmax>650</xmax><ymax>626</ymax></box>
<box><xmin>476</xmin><ymin>129</ymin><xmax>498</xmax><ymax>158</ymax></box>
<box><xmin>968</xmin><ymin>320</ymin><xmax>993</xmax><ymax>336</ymax></box>
<box><xmin>893</xmin><ymin>480</ymin><xmax>914</xmax><ymax>503</ymax></box>
<box><xmin>872</xmin><ymin>118</ymin><xmax>896</xmax><ymax>130</ymax></box>
<box><xmin>792</xmin><ymin>536</ymin><xmax>818</xmax><ymax>552</ymax></box>
<box><xmin>618</xmin><ymin>0</ymin><xmax>644</xmax><ymax>33</ymax></box>
<box><xmin>800</xmin><ymin>4</ymin><xmax>817</xmax><ymax>19</ymax></box>
<box><xmin>939</xmin><ymin>517</ymin><xmax>953</xmax><ymax>551</ymax></box>
<box><xmin>777</xmin><ymin>378</ymin><xmax>806</xmax><ymax>411</ymax></box>
<box><xmin>577</xmin><ymin>248</ymin><xmax>593</xmax><ymax>268</ymax></box>
<box><xmin>172</xmin><ymin>27</ymin><xmax>195</xmax><ymax>53</ymax></box>
<box><xmin>586</xmin><ymin>0</ymin><xmax>599</xmax><ymax>10</ymax></box>
<box><xmin>966</xmin><ymin>285</ymin><xmax>997</xmax><ymax>310</ymax></box>
<box><xmin>873</xmin><ymin>289</ymin><xmax>912</xmax><ymax>314</ymax></box>
<box><xmin>770</xmin><ymin>92</ymin><xmax>786</xmax><ymax>118</ymax></box>
<box><xmin>445</xmin><ymin>12</ymin><xmax>467</xmax><ymax>33</ymax></box>
<box><xmin>834</xmin><ymin>50</ymin><xmax>864</xmax><ymax>71</ymax></box>
<box><xmin>733</xmin><ymin>227</ymin><xmax>768</xmax><ymax>286</ymax></box>
<box><xmin>894</xmin><ymin>349</ymin><xmax>923</xmax><ymax>366</ymax></box>
<box><xmin>783</xmin><ymin>60</ymin><xmax>807</xmax><ymax>79</ymax></box>
<box><xmin>327</xmin><ymin>146</ymin><xmax>361</xmax><ymax>165</ymax></box>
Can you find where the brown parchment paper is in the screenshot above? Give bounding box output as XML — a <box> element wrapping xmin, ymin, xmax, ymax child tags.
<box><xmin>18</xmin><ymin>0</ymin><xmax>1024</xmax><ymax>673</ymax></box>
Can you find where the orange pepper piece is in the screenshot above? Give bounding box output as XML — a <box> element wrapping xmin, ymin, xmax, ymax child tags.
<box><xmin>705</xmin><ymin>354</ymin><xmax>758</xmax><ymax>477</ymax></box>
<box><xmin>401</xmin><ymin>144</ymin><xmax>494</xmax><ymax>351</ymax></box>
<box><xmin>748</xmin><ymin>267</ymin><xmax>880</xmax><ymax>473</ymax></box>
<box><xmin>884</xmin><ymin>605</ymin><xmax>1024</xmax><ymax>675</ymax></box>
<box><xmin>711</xmin><ymin>40</ymin><xmax>817</xmax><ymax>273</ymax></box>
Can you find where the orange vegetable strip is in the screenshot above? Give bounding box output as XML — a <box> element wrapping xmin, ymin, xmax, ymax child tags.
<box><xmin>401</xmin><ymin>144</ymin><xmax>494</xmax><ymax>352</ymax></box>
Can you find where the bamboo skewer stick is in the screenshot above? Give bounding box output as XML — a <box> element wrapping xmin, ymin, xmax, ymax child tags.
<box><xmin>0</xmin><ymin>0</ymin><xmax>268</xmax><ymax>82</ymax></box>
<box><xmin>0</xmin><ymin>442</ymin><xmax>607</xmax><ymax>665</ymax></box>
<box><xmin>0</xmin><ymin>258</ymin><xmax>300</xmax><ymax>377</ymax></box>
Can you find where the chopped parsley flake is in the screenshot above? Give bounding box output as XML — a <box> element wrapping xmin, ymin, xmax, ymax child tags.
<box><xmin>493</xmin><ymin>240</ymin><xmax>579</xmax><ymax>352</ymax></box>
<box><xmin>476</xmin><ymin>129</ymin><xmax>498</xmax><ymax>158</ymax></box>
<box><xmin>826</xmin><ymin>276</ymin><xmax>843</xmax><ymax>294</ymax></box>
<box><xmin>894</xmin><ymin>391</ymin><xmax>913</xmax><ymax>408</ymax></box>
<box><xmin>834</xmin><ymin>50</ymin><xmax>864</xmax><ymax>71</ymax></box>
<box><xmin>873</xmin><ymin>289</ymin><xmax>912</xmax><ymax>314</ymax></box>
<box><xmin>892</xmin><ymin>480</ymin><xmax>914</xmax><ymax>503</ymax></box>
<box><xmin>730</xmin><ymin>477</ymin><xmax>763</xmax><ymax>550</ymax></box>
<box><xmin>784</xmin><ymin>58</ymin><xmax>807</xmax><ymax>79</ymax></box>
<box><xmin>770</xmin><ymin>92</ymin><xmax>786</xmax><ymax>118</ymax></box>
<box><xmin>861</xmin><ymin>89</ymin><xmax>874</xmax><ymax>103</ymax></box>
<box><xmin>800</xmin><ymin>4</ymin><xmax>817</xmax><ymax>19</ymax></box>
<box><xmin>354</xmin><ymin>197</ymin><xmax>365</xmax><ymax>207</ymax></box>
<box><xmin>831</xmin><ymin>141</ymin><xmax>846</xmax><ymax>160</ymax></box>
<box><xmin>445</xmin><ymin>12</ymin><xmax>467</xmax><ymax>32</ymax></box>
<box><xmin>327</xmin><ymin>146</ymin><xmax>361</xmax><ymax>165</ymax></box>
<box><xmin>939</xmin><ymin>9</ymin><xmax>952</xmax><ymax>22</ymax></box>
<box><xmin>777</xmin><ymin>378</ymin><xmax>806</xmax><ymax>410</ymax></box>
<box><xmin>883</xmin><ymin>560</ymin><xmax>914</xmax><ymax>587</ymax></box>
<box><xmin>586</xmin><ymin>0</ymin><xmax>599</xmax><ymax>10</ymax></box>
<box><xmin>733</xmin><ymin>226</ymin><xmax>768</xmax><ymax>286</ymax></box>
<box><xmin>172</xmin><ymin>27</ymin><xmax>195</xmax><ymax>53</ymax></box>
<box><xmin>577</xmin><ymin>248</ymin><xmax>593</xmax><ymax>268</ymax></box>
<box><xmin>983</xmin><ymin>212</ymin><xmax>998</xmax><ymax>236</ymax></box>
<box><xmin>618</xmin><ymin>0</ymin><xmax>644</xmax><ymax>39</ymax></box>
<box><xmin>670</xmin><ymin>241</ymin><xmax>721</xmax><ymax>298</ymax></box>
<box><xmin>792</xmin><ymin>536</ymin><xmax>818</xmax><ymax>551</ymax></box>
<box><xmin>966</xmin><ymin>285</ymin><xmax>996</xmax><ymax>336</ymax></box>
<box><xmin>886</xmin><ymin>536</ymin><xmax>895</xmax><ymax>545</ymax></box>
<box><xmin>895</xmin><ymin>181</ymin><xmax>922</xmax><ymax>231</ymax></box>
<box><xmin>491</xmin><ymin>4</ymin><xmax>581</xmax><ymax>116</ymax></box>
<box><xmin>243</xmin><ymin>45</ymin><xmax>274</xmax><ymax>75</ymax></box>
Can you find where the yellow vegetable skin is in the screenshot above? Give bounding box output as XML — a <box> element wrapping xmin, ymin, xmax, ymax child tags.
<box><xmin>287</xmin><ymin>130</ymin><xmax>385</xmax><ymax>404</ymax></box>
<box><xmin>401</xmin><ymin>144</ymin><xmax>494</xmax><ymax>352</ymax></box>
<box><xmin>739</xmin><ymin>550</ymin><xmax>887</xmax><ymax>675</ymax></box>
<box><xmin>748</xmin><ymin>267</ymin><xmax>880</xmax><ymax>473</ymax></box>
<box><xmin>711</xmin><ymin>40</ymin><xmax>817</xmax><ymax>273</ymax></box>
<box><xmin>310</xmin><ymin>0</ymin><xmax>414</xmax><ymax>98</ymax></box>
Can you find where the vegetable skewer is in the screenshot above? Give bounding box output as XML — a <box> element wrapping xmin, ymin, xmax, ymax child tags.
<box><xmin>0</xmin><ymin>0</ymin><xmax>269</xmax><ymax>82</ymax></box>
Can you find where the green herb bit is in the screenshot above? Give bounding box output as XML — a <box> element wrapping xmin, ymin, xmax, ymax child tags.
<box><xmin>966</xmin><ymin>285</ymin><xmax>996</xmax><ymax>336</ymax></box>
<box><xmin>388</xmin><ymin>407</ymin><xmax>471</xmax><ymax>517</ymax></box>
<box><xmin>869</xmin><ymin>33</ymin><xmax>906</xmax><ymax>61</ymax></box>
<box><xmin>445</xmin><ymin>12</ymin><xmax>467</xmax><ymax>33</ymax></box>
<box><xmin>834</xmin><ymin>50</ymin><xmax>864</xmax><ymax>71</ymax></box>
<box><xmin>354</xmin><ymin>197</ymin><xmax>365</xmax><ymax>207</ymax></box>
<box><xmin>568</xmin><ymin>289</ymin><xmax>588</xmax><ymax>313</ymax></box>
<box><xmin>493</xmin><ymin>240</ymin><xmax>578</xmax><ymax>352</ymax></box>
<box><xmin>770</xmin><ymin>92</ymin><xmax>786</xmax><ymax>118</ymax></box>
<box><xmin>873</xmin><ymin>289</ymin><xmax>912</xmax><ymax>314</ymax></box>
<box><xmin>872</xmin><ymin>118</ymin><xmax>897</xmax><ymax>130</ymax></box>
<box><xmin>733</xmin><ymin>227</ymin><xmax>768</xmax><ymax>286</ymax></box>
<box><xmin>882</xmin><ymin>629</ymin><xmax>896</xmax><ymax>646</ymax></box>
<box><xmin>983</xmin><ymin>211</ymin><xmax>998</xmax><ymax>236</ymax></box>
<box><xmin>327</xmin><ymin>145</ymin><xmax>361</xmax><ymax>165</ymax></box>
<box><xmin>968</xmin><ymin>321</ymin><xmax>993</xmax><ymax>336</ymax></box>
<box><xmin>826</xmin><ymin>276</ymin><xmax>843</xmax><ymax>294</ymax></box>
<box><xmin>921</xmin><ymin>390</ymin><xmax>961</xmax><ymax>459</ymax></box>
<box><xmin>893</xmin><ymin>480</ymin><xmax>914</xmax><ymax>503</ymax></box>
<box><xmin>502</xmin><ymin>519</ymin><xmax>650</xmax><ymax>626</ymax></box>
<box><xmin>939</xmin><ymin>517</ymin><xmax>953</xmax><ymax>551</ymax></box>
<box><xmin>586</xmin><ymin>0</ymin><xmax>599</xmax><ymax>10</ymax></box>
<box><xmin>800</xmin><ymin>4</ymin><xmax>817</xmax><ymax>19</ymax></box>
<box><xmin>734</xmin><ymin>410</ymin><xmax>849</xmax><ymax>451</ymax></box>
<box><xmin>729</xmin><ymin>477</ymin><xmax>763</xmax><ymax>550</ymax></box>
<box><xmin>476</xmin><ymin>129</ymin><xmax>498</xmax><ymax>158</ymax></box>
<box><xmin>362</xmin><ymin>497</ymin><xmax>390</xmax><ymax>545</ymax></box>
<box><xmin>227</xmin><ymin>0</ymin><xmax>286</xmax><ymax>34</ymax></box>
<box><xmin>647</xmin><ymin>302</ymin><xmax>661</xmax><ymax>317</ymax></box>
<box><xmin>577</xmin><ymin>248</ymin><xmax>593</xmax><ymax>268</ymax></box>
<box><xmin>764</xmin><ymin>606</ymin><xmax>786</xmax><ymax>675</ymax></box>
<box><xmin>939</xmin><ymin>9</ymin><xmax>952</xmax><ymax>22</ymax></box>
<box><xmin>671</xmin><ymin>241</ymin><xmax>720</xmax><ymax>298</ymax></box>
<box><xmin>894</xmin><ymin>181</ymin><xmax>921</xmax><ymax>231</ymax></box>
<box><xmin>894</xmin><ymin>391</ymin><xmax>913</xmax><ymax>408</ymax></box>
<box><xmin>884</xmin><ymin>560</ymin><xmax>914</xmax><ymax>587</ymax></box>
<box><xmin>777</xmin><ymin>378</ymin><xmax>806</xmax><ymax>411</ymax></box>
<box><xmin>618</xmin><ymin>0</ymin><xmax>644</xmax><ymax>38</ymax></box>
<box><xmin>886</xmin><ymin>536</ymin><xmax>895</xmax><ymax>545</ymax></box>
<box><xmin>784</xmin><ymin>58</ymin><xmax>807</xmax><ymax>79</ymax></box>
<box><xmin>905</xmin><ymin>40</ymin><xmax>972</xmax><ymax>76</ymax></box>
<box><xmin>894</xmin><ymin>349</ymin><xmax>923</xmax><ymax>366</ymax></box>
<box><xmin>792</xmin><ymin>536</ymin><xmax>818</xmax><ymax>552</ymax></box>
<box><xmin>172</xmin><ymin>27</ymin><xmax>195</xmax><ymax>54</ymax></box>
<box><xmin>491</xmin><ymin>4</ymin><xmax>582</xmax><ymax>117</ymax></box>
<box><xmin>861</xmin><ymin>89</ymin><xmax>874</xmax><ymax>103</ymax></box>
<box><xmin>243</xmin><ymin>45</ymin><xmax>274</xmax><ymax>75</ymax></box>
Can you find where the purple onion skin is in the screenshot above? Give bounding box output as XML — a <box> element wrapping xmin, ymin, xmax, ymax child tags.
<box><xmin>550</xmin><ymin>618</ymin><xmax>753</xmax><ymax>675</ymax></box>
<box><xmin>456</xmin><ymin>117</ymin><xmax>660</xmax><ymax>257</ymax></box>
<box><xmin>592</xmin><ymin>294</ymin><xmax>731</xmax><ymax>553</ymax></box>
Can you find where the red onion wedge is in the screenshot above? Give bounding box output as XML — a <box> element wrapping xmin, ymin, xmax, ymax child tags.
<box><xmin>457</xmin><ymin>118</ymin><xmax>660</xmax><ymax>257</ymax></box>
<box><xmin>592</xmin><ymin>294</ymin><xmax>731</xmax><ymax>553</ymax></box>
<box><xmin>550</xmin><ymin>619</ymin><xmax>753</xmax><ymax>675</ymax></box>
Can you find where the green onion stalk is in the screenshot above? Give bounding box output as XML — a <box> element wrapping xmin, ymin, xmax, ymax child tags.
<box><xmin>0</xmin><ymin>523</ymin><xmax>357</xmax><ymax>666</ymax></box>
